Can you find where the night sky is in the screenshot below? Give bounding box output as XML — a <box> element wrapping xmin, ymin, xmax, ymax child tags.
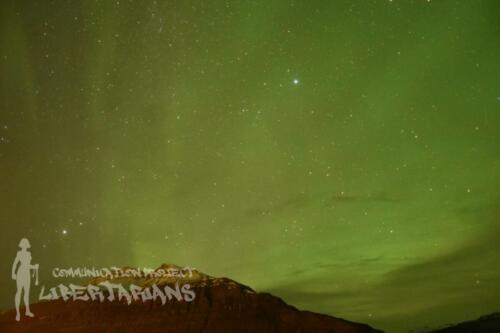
<box><xmin>1</xmin><ymin>1</ymin><xmax>499</xmax><ymax>332</ymax></box>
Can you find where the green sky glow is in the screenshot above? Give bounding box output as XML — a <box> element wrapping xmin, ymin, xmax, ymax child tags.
<box><xmin>1</xmin><ymin>1</ymin><xmax>499</xmax><ymax>332</ymax></box>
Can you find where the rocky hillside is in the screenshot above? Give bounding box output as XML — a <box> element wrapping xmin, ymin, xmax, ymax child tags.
<box><xmin>0</xmin><ymin>263</ymin><xmax>383</xmax><ymax>333</ymax></box>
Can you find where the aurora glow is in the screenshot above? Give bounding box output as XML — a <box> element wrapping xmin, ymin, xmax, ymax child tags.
<box><xmin>1</xmin><ymin>1</ymin><xmax>499</xmax><ymax>332</ymax></box>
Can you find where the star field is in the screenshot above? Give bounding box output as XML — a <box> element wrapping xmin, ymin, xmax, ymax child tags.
<box><xmin>1</xmin><ymin>1</ymin><xmax>499</xmax><ymax>332</ymax></box>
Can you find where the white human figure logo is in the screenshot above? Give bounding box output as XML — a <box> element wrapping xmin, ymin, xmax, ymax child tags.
<box><xmin>11</xmin><ymin>238</ymin><xmax>39</xmax><ymax>322</ymax></box>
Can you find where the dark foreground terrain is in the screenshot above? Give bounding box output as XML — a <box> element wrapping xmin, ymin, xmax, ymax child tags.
<box><xmin>426</xmin><ymin>312</ymin><xmax>500</xmax><ymax>333</ymax></box>
<box><xmin>0</xmin><ymin>264</ymin><xmax>382</xmax><ymax>333</ymax></box>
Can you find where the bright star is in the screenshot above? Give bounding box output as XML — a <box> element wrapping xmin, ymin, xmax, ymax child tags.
<box><xmin>293</xmin><ymin>79</ymin><xmax>299</xmax><ymax>85</ymax></box>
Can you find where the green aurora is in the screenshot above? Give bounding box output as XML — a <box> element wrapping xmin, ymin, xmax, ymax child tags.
<box><xmin>1</xmin><ymin>1</ymin><xmax>499</xmax><ymax>332</ymax></box>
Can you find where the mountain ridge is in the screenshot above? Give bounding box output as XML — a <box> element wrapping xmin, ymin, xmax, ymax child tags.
<box><xmin>424</xmin><ymin>312</ymin><xmax>500</xmax><ymax>333</ymax></box>
<box><xmin>0</xmin><ymin>263</ymin><xmax>383</xmax><ymax>333</ymax></box>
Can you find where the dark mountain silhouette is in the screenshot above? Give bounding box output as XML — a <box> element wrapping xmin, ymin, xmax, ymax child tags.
<box><xmin>0</xmin><ymin>263</ymin><xmax>383</xmax><ymax>333</ymax></box>
<box><xmin>425</xmin><ymin>312</ymin><xmax>500</xmax><ymax>333</ymax></box>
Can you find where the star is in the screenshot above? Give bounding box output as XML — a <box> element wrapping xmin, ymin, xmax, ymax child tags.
<box><xmin>293</xmin><ymin>79</ymin><xmax>299</xmax><ymax>85</ymax></box>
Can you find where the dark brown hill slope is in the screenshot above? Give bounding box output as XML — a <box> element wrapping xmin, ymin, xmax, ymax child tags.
<box><xmin>0</xmin><ymin>263</ymin><xmax>383</xmax><ymax>333</ymax></box>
